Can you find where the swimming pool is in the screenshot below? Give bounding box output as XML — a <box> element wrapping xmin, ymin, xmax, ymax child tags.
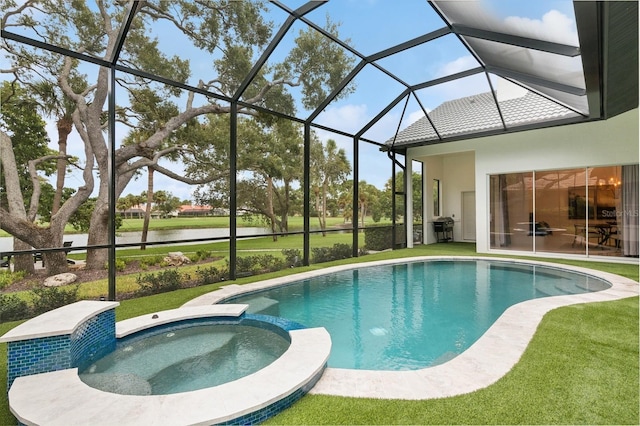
<box><xmin>79</xmin><ymin>319</ymin><xmax>291</xmax><ymax>395</ymax></box>
<box><xmin>224</xmin><ymin>259</ymin><xmax>611</xmax><ymax>370</ymax></box>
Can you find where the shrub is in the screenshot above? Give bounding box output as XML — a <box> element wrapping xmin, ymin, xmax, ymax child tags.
<box><xmin>310</xmin><ymin>247</ymin><xmax>331</xmax><ymax>264</ymax></box>
<box><xmin>195</xmin><ymin>265</ymin><xmax>228</xmax><ymax>285</ymax></box>
<box><xmin>195</xmin><ymin>250</ymin><xmax>212</xmax><ymax>261</ymax></box>
<box><xmin>255</xmin><ymin>254</ymin><xmax>285</xmax><ymax>272</ymax></box>
<box><xmin>30</xmin><ymin>285</ymin><xmax>80</xmax><ymax>316</ymax></box>
<box><xmin>364</xmin><ymin>225</ymin><xmax>406</xmax><ymax>251</ymax></box>
<box><xmin>0</xmin><ymin>293</ymin><xmax>29</xmax><ymax>322</ymax></box>
<box><xmin>115</xmin><ymin>259</ymin><xmax>126</xmax><ymax>272</ymax></box>
<box><xmin>104</xmin><ymin>259</ymin><xmax>127</xmax><ymax>272</ymax></box>
<box><xmin>363</xmin><ymin>226</ymin><xmax>392</xmax><ymax>251</ymax></box>
<box><xmin>329</xmin><ymin>243</ymin><xmax>352</xmax><ymax>259</ymax></box>
<box><xmin>282</xmin><ymin>249</ymin><xmax>302</xmax><ymax>268</ymax></box>
<box><xmin>311</xmin><ymin>243</ymin><xmax>353</xmax><ymax>264</ymax></box>
<box><xmin>232</xmin><ymin>254</ymin><xmax>286</xmax><ymax>276</ymax></box>
<box><xmin>139</xmin><ymin>255</ymin><xmax>164</xmax><ymax>269</ymax></box>
<box><xmin>0</xmin><ymin>270</ymin><xmax>25</xmax><ymax>290</ymax></box>
<box><xmin>135</xmin><ymin>269</ymin><xmax>183</xmax><ymax>296</ymax></box>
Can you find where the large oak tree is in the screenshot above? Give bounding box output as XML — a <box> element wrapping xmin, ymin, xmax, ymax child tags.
<box><xmin>1</xmin><ymin>0</ymin><xmax>355</xmax><ymax>270</ymax></box>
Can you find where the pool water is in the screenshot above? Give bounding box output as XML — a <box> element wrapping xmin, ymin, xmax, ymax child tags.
<box><xmin>226</xmin><ymin>260</ymin><xmax>610</xmax><ymax>370</ymax></box>
<box><xmin>79</xmin><ymin>323</ymin><xmax>290</xmax><ymax>395</ymax></box>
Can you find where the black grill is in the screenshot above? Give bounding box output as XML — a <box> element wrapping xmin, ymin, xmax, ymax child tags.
<box><xmin>433</xmin><ymin>217</ymin><xmax>454</xmax><ymax>242</ymax></box>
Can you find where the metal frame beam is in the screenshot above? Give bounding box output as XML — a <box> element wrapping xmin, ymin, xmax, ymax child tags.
<box><xmin>451</xmin><ymin>24</ymin><xmax>581</xmax><ymax>57</ymax></box>
<box><xmin>484</xmin><ymin>65</ymin><xmax>586</xmax><ymax>96</ymax></box>
<box><xmin>574</xmin><ymin>0</ymin><xmax>604</xmax><ymax>119</ymax></box>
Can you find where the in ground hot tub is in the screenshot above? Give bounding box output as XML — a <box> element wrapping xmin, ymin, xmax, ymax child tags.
<box><xmin>80</xmin><ymin>316</ymin><xmax>292</xmax><ymax>395</ymax></box>
<box><xmin>3</xmin><ymin>302</ymin><xmax>331</xmax><ymax>426</ymax></box>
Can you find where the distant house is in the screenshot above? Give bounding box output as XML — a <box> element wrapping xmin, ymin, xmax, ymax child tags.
<box><xmin>117</xmin><ymin>207</ymin><xmax>145</xmax><ymax>219</ymax></box>
<box><xmin>178</xmin><ymin>205</ymin><xmax>213</xmax><ymax>217</ymax></box>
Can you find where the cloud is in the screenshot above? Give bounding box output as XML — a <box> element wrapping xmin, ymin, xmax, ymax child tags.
<box><xmin>407</xmin><ymin>109</ymin><xmax>426</xmax><ymax>124</ymax></box>
<box><xmin>435</xmin><ymin>55</ymin><xmax>479</xmax><ymax>78</ymax></box>
<box><xmin>504</xmin><ymin>10</ymin><xmax>578</xmax><ymax>45</ymax></box>
<box><xmin>314</xmin><ymin>103</ymin><xmax>370</xmax><ymax>135</ymax></box>
<box><xmin>311</xmin><ymin>103</ymin><xmax>397</xmax><ymax>187</ymax></box>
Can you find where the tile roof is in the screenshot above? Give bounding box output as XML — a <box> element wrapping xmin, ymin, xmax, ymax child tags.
<box><xmin>386</xmin><ymin>91</ymin><xmax>581</xmax><ymax>147</ymax></box>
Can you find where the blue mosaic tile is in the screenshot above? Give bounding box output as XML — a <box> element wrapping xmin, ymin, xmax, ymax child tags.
<box><xmin>6</xmin><ymin>334</ymin><xmax>72</xmax><ymax>389</ymax></box>
<box><xmin>217</xmin><ymin>362</ymin><xmax>326</xmax><ymax>425</ymax></box>
<box><xmin>243</xmin><ymin>313</ymin><xmax>307</xmax><ymax>332</ymax></box>
<box><xmin>6</xmin><ymin>307</ymin><xmax>117</xmax><ymax>391</ymax></box>
<box><xmin>72</xmin><ymin>310</ymin><xmax>116</xmax><ymax>371</ymax></box>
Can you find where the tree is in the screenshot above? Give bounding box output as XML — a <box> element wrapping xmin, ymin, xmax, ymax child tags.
<box><xmin>357</xmin><ymin>181</ymin><xmax>382</xmax><ymax>227</ymax></box>
<box><xmin>116</xmin><ymin>193</ymin><xmax>144</xmax><ymax>218</ymax></box>
<box><xmin>381</xmin><ymin>171</ymin><xmax>423</xmax><ymax>221</ymax></box>
<box><xmin>0</xmin><ymin>82</ymin><xmax>65</xmax><ymax>274</ymax></box>
<box><xmin>152</xmin><ymin>190</ymin><xmax>181</xmax><ymax>218</ymax></box>
<box><xmin>194</xmin><ymin>117</ymin><xmax>303</xmax><ymax>239</ymax></box>
<box><xmin>336</xmin><ymin>180</ymin><xmax>354</xmax><ymax>223</ymax></box>
<box><xmin>1</xmin><ymin>1</ymin><xmax>356</xmax><ymax>270</ymax></box>
<box><xmin>29</xmin><ymin>78</ymin><xmax>85</xmax><ymax>215</ymax></box>
<box><xmin>310</xmin><ymin>138</ymin><xmax>351</xmax><ymax>235</ymax></box>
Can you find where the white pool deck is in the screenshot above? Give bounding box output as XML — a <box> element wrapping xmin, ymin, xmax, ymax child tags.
<box><xmin>184</xmin><ymin>256</ymin><xmax>639</xmax><ymax>400</ymax></box>
<box><xmin>3</xmin><ymin>256</ymin><xmax>638</xmax><ymax>425</ymax></box>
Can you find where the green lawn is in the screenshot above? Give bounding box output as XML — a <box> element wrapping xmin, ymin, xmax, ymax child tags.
<box><xmin>0</xmin><ymin>243</ymin><xmax>638</xmax><ymax>425</ymax></box>
<box><xmin>0</xmin><ymin>215</ymin><xmax>364</xmax><ymax>237</ymax></box>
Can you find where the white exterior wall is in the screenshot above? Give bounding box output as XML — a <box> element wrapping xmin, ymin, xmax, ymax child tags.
<box><xmin>407</xmin><ymin>108</ymin><xmax>639</xmax><ymax>254</ymax></box>
<box><xmin>407</xmin><ymin>150</ymin><xmax>474</xmax><ymax>244</ymax></box>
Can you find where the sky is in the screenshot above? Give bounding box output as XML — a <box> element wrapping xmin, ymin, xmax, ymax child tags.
<box><xmin>21</xmin><ymin>0</ymin><xmax>581</xmax><ymax>203</ymax></box>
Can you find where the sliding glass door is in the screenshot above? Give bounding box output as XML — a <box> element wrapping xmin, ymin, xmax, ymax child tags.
<box><xmin>489</xmin><ymin>164</ymin><xmax>638</xmax><ymax>258</ymax></box>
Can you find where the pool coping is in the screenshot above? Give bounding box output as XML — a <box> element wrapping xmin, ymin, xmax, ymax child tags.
<box><xmin>7</xmin><ymin>305</ymin><xmax>331</xmax><ymax>425</ymax></box>
<box><xmin>0</xmin><ymin>300</ymin><xmax>120</xmax><ymax>343</ymax></box>
<box><xmin>183</xmin><ymin>255</ymin><xmax>639</xmax><ymax>400</ymax></box>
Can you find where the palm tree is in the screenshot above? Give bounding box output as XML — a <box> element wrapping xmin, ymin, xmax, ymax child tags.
<box><xmin>30</xmin><ymin>79</ymin><xmax>83</xmax><ymax>215</ymax></box>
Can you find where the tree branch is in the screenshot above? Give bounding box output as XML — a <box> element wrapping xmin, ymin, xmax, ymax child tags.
<box><xmin>153</xmin><ymin>164</ymin><xmax>226</xmax><ymax>185</ymax></box>
<box><xmin>118</xmin><ymin>145</ymin><xmax>185</xmax><ymax>174</ymax></box>
<box><xmin>0</xmin><ymin>0</ymin><xmax>38</xmax><ymax>30</ymax></box>
<box><xmin>244</xmin><ymin>77</ymin><xmax>301</xmax><ymax>105</ymax></box>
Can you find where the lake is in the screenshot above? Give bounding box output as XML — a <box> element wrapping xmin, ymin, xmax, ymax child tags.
<box><xmin>0</xmin><ymin>227</ymin><xmax>270</xmax><ymax>253</ymax></box>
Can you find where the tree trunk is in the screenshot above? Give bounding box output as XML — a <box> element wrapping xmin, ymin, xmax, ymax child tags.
<box><xmin>141</xmin><ymin>167</ymin><xmax>154</xmax><ymax>250</ymax></box>
<box><xmin>85</xmin><ymin>197</ymin><xmax>110</xmax><ymax>270</ymax></box>
<box><xmin>266</xmin><ymin>177</ymin><xmax>278</xmax><ymax>242</ymax></box>
<box><xmin>313</xmin><ymin>188</ymin><xmax>325</xmax><ymax>236</ymax></box>
<box><xmin>12</xmin><ymin>238</ymin><xmax>35</xmax><ymax>275</ymax></box>
<box><xmin>321</xmin><ymin>181</ymin><xmax>328</xmax><ymax>236</ymax></box>
<box><xmin>281</xmin><ymin>181</ymin><xmax>290</xmax><ymax>233</ymax></box>
<box><xmin>51</xmin><ymin>117</ymin><xmax>72</xmax><ymax>215</ymax></box>
<box><xmin>40</xmin><ymin>251</ymin><xmax>70</xmax><ymax>275</ymax></box>
<box><xmin>360</xmin><ymin>200</ymin><xmax>367</xmax><ymax>228</ymax></box>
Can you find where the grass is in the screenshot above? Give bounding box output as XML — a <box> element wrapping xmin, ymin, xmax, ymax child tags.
<box><xmin>0</xmin><ymin>215</ymin><xmax>364</xmax><ymax>237</ymax></box>
<box><xmin>0</xmin><ymin>243</ymin><xmax>638</xmax><ymax>425</ymax></box>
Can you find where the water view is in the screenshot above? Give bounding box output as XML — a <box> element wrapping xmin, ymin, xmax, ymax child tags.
<box><xmin>0</xmin><ymin>227</ymin><xmax>269</xmax><ymax>253</ymax></box>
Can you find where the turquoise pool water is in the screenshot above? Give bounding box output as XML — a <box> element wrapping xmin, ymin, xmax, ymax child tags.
<box><xmin>79</xmin><ymin>322</ymin><xmax>290</xmax><ymax>395</ymax></box>
<box><xmin>226</xmin><ymin>260</ymin><xmax>611</xmax><ymax>370</ymax></box>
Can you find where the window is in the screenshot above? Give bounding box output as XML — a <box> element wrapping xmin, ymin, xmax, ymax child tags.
<box><xmin>433</xmin><ymin>179</ymin><xmax>440</xmax><ymax>217</ymax></box>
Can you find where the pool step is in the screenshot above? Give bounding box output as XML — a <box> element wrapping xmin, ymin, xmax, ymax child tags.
<box><xmin>80</xmin><ymin>372</ymin><xmax>152</xmax><ymax>395</ymax></box>
<box><xmin>244</xmin><ymin>296</ymin><xmax>280</xmax><ymax>316</ymax></box>
<box><xmin>535</xmin><ymin>278</ymin><xmax>582</xmax><ymax>296</ymax></box>
<box><xmin>80</xmin><ymin>331</ymin><xmax>236</xmax><ymax>390</ymax></box>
